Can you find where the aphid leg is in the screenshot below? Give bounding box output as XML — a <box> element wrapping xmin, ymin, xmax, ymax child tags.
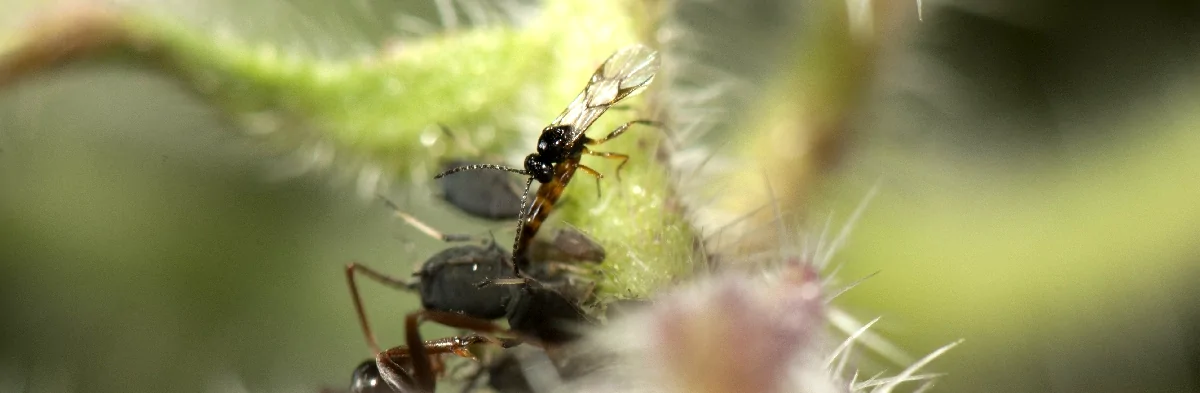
<box><xmin>577</xmin><ymin>164</ymin><xmax>604</xmax><ymax>198</ymax></box>
<box><xmin>446</xmin><ymin>351</ymin><xmax>483</xmax><ymax>376</ymax></box>
<box><xmin>572</xmin><ymin>280</ymin><xmax>598</xmax><ymax>307</ymax></box>
<box><xmin>457</xmin><ymin>358</ymin><xmax>490</xmax><ymax>393</ymax></box>
<box><xmin>543</xmin><ymin>261</ymin><xmax>593</xmax><ymax>276</ymax></box>
<box><xmin>378</xmin><ymin>332</ymin><xmax>500</xmax><ymax>393</ymax></box>
<box><xmin>546</xmin><ymin>277</ymin><xmax>597</xmax><ymax>307</ymax></box>
<box><xmin>374</xmin><ymin>352</ymin><xmax>420</xmax><ymax>393</ymax></box>
<box><xmin>345</xmin><ymin>262</ymin><xmax>419</xmax><ymax>354</ymax></box>
<box><xmin>405</xmin><ymin>311</ymin><xmax>528</xmax><ymax>387</ymax></box>
<box><xmin>378</xmin><ymin>196</ymin><xmax>473</xmax><ymax>242</ymax></box>
<box><xmin>385</xmin><ymin>311</ymin><xmax>531</xmax><ymax>391</ymax></box>
<box><xmin>582</xmin><ymin>148</ymin><xmax>630</xmax><ymax>181</ymax></box>
<box><xmin>413</xmin><ymin>311</ymin><xmax>517</xmax><ymax>339</ymax></box>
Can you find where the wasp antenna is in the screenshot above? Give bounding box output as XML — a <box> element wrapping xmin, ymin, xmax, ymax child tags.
<box><xmin>435</xmin><ymin>164</ymin><xmax>529</xmax><ymax>179</ymax></box>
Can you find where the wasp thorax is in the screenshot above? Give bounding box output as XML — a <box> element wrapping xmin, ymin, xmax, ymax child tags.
<box><xmin>536</xmin><ymin>125</ymin><xmax>572</xmax><ymax>162</ymax></box>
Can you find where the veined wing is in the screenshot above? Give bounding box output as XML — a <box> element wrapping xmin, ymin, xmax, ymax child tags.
<box><xmin>550</xmin><ymin>44</ymin><xmax>660</xmax><ymax>142</ymax></box>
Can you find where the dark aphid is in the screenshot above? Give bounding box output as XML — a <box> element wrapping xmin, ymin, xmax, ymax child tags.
<box><xmin>344</xmin><ymin>297</ymin><xmax>591</xmax><ymax>392</ymax></box>
<box><xmin>526</xmin><ymin>226</ymin><xmax>606</xmax><ymax>264</ymax></box>
<box><xmin>482</xmin><ymin>351</ymin><xmax>533</xmax><ymax>393</ymax></box>
<box><xmin>336</xmin><ymin>334</ymin><xmax>500</xmax><ymax>393</ymax></box>
<box><xmin>349</xmin><ymin>312</ymin><xmax>523</xmax><ymax>393</ymax></box>
<box><xmin>342</xmin><ymin>200</ymin><xmax>603</xmax><ymax>393</ymax></box>
<box><xmin>457</xmin><ymin>345</ymin><xmax>546</xmax><ymax>393</ymax></box>
<box><xmin>345</xmin><ymin>336</ymin><xmax>488</xmax><ymax>393</ymax></box>
<box><xmin>458</xmin><ymin>311</ymin><xmax>632</xmax><ymax>393</ymax></box>
<box><xmin>348</xmin><ymin>360</ymin><xmax>393</xmax><ymax>393</ymax></box>
<box><xmin>436</xmin><ymin>159</ymin><xmax>523</xmax><ymax>220</ymax></box>
<box><xmin>602</xmin><ymin>298</ymin><xmax>653</xmax><ymax>321</ymax></box>
<box><xmin>434</xmin><ymin>44</ymin><xmax>662</xmax><ymax>273</ymax></box>
<box><xmin>345</xmin><ymin>199</ymin><xmax>519</xmax><ymax>353</ymax></box>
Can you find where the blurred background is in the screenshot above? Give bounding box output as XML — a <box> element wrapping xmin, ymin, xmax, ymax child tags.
<box><xmin>2</xmin><ymin>0</ymin><xmax>1200</xmax><ymax>392</ymax></box>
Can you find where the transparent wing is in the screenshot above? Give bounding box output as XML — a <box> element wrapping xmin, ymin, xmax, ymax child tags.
<box><xmin>550</xmin><ymin>44</ymin><xmax>660</xmax><ymax>141</ymax></box>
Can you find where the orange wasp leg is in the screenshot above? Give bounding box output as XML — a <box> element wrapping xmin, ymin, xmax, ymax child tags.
<box><xmin>585</xmin><ymin>119</ymin><xmax>660</xmax><ymax>180</ymax></box>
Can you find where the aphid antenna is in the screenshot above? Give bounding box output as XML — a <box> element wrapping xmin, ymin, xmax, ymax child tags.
<box><xmin>483</xmin><ymin>230</ymin><xmax>501</xmax><ymax>247</ymax></box>
<box><xmin>474</xmin><ymin>277</ymin><xmax>527</xmax><ymax>288</ymax></box>
<box><xmin>376</xmin><ymin>194</ymin><xmax>472</xmax><ymax>242</ymax></box>
<box><xmin>437</xmin><ymin>123</ymin><xmax>481</xmax><ymax>156</ymax></box>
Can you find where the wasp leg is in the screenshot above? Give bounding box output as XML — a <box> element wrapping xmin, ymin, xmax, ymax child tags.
<box><xmin>587</xmin><ymin>119</ymin><xmax>660</xmax><ymax>145</ymax></box>
<box><xmin>582</xmin><ymin>148</ymin><xmax>631</xmax><ymax>182</ymax></box>
<box><xmin>585</xmin><ymin>119</ymin><xmax>660</xmax><ymax>180</ymax></box>
<box><xmin>345</xmin><ymin>262</ymin><xmax>420</xmax><ymax>354</ymax></box>
<box><xmin>576</xmin><ymin>164</ymin><xmax>604</xmax><ymax>199</ymax></box>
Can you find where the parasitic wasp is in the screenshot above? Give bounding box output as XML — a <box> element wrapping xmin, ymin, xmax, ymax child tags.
<box><xmin>435</xmin><ymin>44</ymin><xmax>661</xmax><ymax>273</ymax></box>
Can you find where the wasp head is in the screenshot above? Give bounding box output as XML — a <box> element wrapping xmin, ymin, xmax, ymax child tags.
<box><xmin>524</xmin><ymin>154</ymin><xmax>554</xmax><ymax>183</ymax></box>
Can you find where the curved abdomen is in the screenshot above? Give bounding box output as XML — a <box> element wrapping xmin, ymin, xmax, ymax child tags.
<box><xmin>514</xmin><ymin>160</ymin><xmax>578</xmax><ymax>267</ymax></box>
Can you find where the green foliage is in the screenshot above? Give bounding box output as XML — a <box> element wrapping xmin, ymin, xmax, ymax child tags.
<box><xmin>1</xmin><ymin>0</ymin><xmax>697</xmax><ymax>300</ymax></box>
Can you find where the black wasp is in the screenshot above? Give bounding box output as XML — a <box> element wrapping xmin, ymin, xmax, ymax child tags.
<box><xmin>342</xmin><ymin>198</ymin><xmax>605</xmax><ymax>392</ymax></box>
<box><xmin>434</xmin><ymin>44</ymin><xmax>661</xmax><ymax>273</ymax></box>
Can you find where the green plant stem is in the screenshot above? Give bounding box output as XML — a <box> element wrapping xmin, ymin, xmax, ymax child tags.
<box><xmin>0</xmin><ymin>0</ymin><xmax>697</xmax><ymax>299</ymax></box>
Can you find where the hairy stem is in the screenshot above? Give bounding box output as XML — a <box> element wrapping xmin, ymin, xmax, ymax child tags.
<box><xmin>0</xmin><ymin>0</ymin><xmax>697</xmax><ymax>299</ymax></box>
